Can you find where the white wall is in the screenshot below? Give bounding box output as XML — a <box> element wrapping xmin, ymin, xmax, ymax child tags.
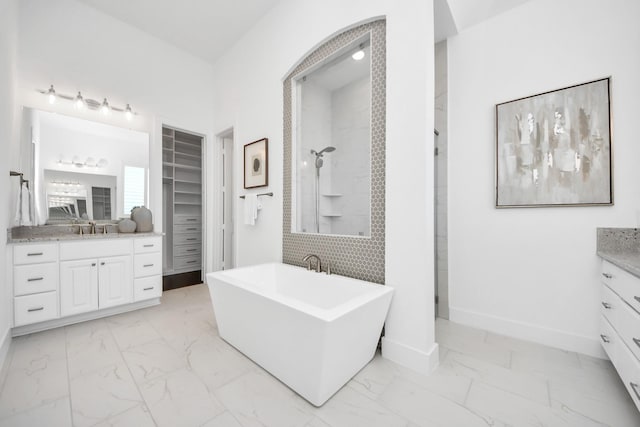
<box><xmin>0</xmin><ymin>0</ymin><xmax>19</xmax><ymax>370</ymax></box>
<box><xmin>16</xmin><ymin>0</ymin><xmax>216</xmax><ymax>271</ymax></box>
<box><xmin>448</xmin><ymin>0</ymin><xmax>640</xmax><ymax>357</ymax></box>
<box><xmin>212</xmin><ymin>0</ymin><xmax>437</xmax><ymax>373</ymax></box>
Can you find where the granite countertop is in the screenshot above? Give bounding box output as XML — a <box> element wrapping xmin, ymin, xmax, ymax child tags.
<box><xmin>7</xmin><ymin>225</ymin><xmax>163</xmax><ymax>244</ymax></box>
<box><xmin>597</xmin><ymin>228</ymin><xmax>640</xmax><ymax>278</ymax></box>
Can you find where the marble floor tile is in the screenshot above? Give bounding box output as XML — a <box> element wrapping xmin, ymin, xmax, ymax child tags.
<box><xmin>139</xmin><ymin>368</ymin><xmax>225</xmax><ymax>427</ymax></box>
<box><xmin>214</xmin><ymin>369</ymin><xmax>315</xmax><ymax>427</ymax></box>
<box><xmin>465</xmin><ymin>380</ymin><xmax>602</xmax><ymax>427</ymax></box>
<box><xmin>8</xmin><ymin>328</ymin><xmax>66</xmax><ymax>372</ymax></box>
<box><xmin>93</xmin><ymin>404</ymin><xmax>156</xmax><ymax>427</ymax></box>
<box><xmin>0</xmin><ymin>357</ymin><xmax>68</xmax><ymax>418</ymax></box>
<box><xmin>350</xmin><ymin>350</ymin><xmax>471</xmax><ymax>404</ymax></box>
<box><xmin>121</xmin><ymin>338</ymin><xmax>187</xmax><ymax>384</ymax></box>
<box><xmin>69</xmin><ymin>362</ymin><xmax>143</xmax><ymax>427</ymax></box>
<box><xmin>107</xmin><ymin>313</ymin><xmax>162</xmax><ymax>351</ymax></box>
<box><xmin>146</xmin><ymin>306</ymin><xmax>217</xmax><ymax>353</ymax></box>
<box><xmin>378</xmin><ymin>375</ymin><xmax>492</xmax><ymax>427</ymax></box>
<box><xmin>436</xmin><ymin>319</ymin><xmax>511</xmax><ymax>368</ymax></box>
<box><xmin>442</xmin><ymin>349</ymin><xmax>549</xmax><ymax>405</ymax></box>
<box><xmin>66</xmin><ymin>319</ymin><xmax>124</xmax><ymax>378</ymax></box>
<box><xmin>0</xmin><ymin>397</ymin><xmax>71</xmax><ymax>427</ymax></box>
<box><xmin>201</xmin><ymin>411</ymin><xmax>244</xmax><ymax>427</ymax></box>
<box><xmin>185</xmin><ymin>334</ymin><xmax>255</xmax><ymax>391</ymax></box>
<box><xmin>313</xmin><ymin>385</ymin><xmax>410</xmax><ymax>427</ymax></box>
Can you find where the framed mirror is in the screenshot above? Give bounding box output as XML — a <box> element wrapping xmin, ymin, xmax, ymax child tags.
<box><xmin>21</xmin><ymin>108</ymin><xmax>149</xmax><ymax>224</ymax></box>
<box><xmin>292</xmin><ymin>35</ymin><xmax>371</xmax><ymax>236</ymax></box>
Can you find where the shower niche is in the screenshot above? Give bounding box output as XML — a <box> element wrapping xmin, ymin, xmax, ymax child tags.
<box><xmin>291</xmin><ymin>34</ymin><xmax>371</xmax><ymax>237</ymax></box>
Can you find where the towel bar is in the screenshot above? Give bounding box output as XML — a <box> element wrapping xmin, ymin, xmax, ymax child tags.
<box><xmin>240</xmin><ymin>192</ymin><xmax>273</xmax><ymax>199</ymax></box>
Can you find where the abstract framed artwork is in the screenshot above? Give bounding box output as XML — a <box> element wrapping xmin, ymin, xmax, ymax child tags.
<box><xmin>244</xmin><ymin>138</ymin><xmax>269</xmax><ymax>189</ymax></box>
<box><xmin>495</xmin><ymin>77</ymin><xmax>612</xmax><ymax>208</ymax></box>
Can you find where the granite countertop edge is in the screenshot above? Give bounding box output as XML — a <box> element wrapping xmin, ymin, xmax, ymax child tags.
<box><xmin>597</xmin><ymin>250</ymin><xmax>640</xmax><ymax>279</ymax></box>
<box><xmin>8</xmin><ymin>231</ymin><xmax>164</xmax><ymax>244</ymax></box>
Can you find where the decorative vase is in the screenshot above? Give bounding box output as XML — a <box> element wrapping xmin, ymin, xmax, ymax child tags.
<box><xmin>131</xmin><ymin>206</ymin><xmax>153</xmax><ymax>232</ymax></box>
<box><xmin>118</xmin><ymin>218</ymin><xmax>136</xmax><ymax>233</ymax></box>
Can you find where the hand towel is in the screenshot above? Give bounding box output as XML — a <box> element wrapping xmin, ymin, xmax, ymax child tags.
<box><xmin>14</xmin><ymin>182</ymin><xmax>33</xmax><ymax>226</ymax></box>
<box><xmin>243</xmin><ymin>194</ymin><xmax>259</xmax><ymax>226</ymax></box>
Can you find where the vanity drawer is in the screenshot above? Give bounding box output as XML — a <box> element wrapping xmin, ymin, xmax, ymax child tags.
<box><xmin>174</xmin><ymin>233</ymin><xmax>201</xmax><ymax>246</ymax></box>
<box><xmin>616</xmin><ymin>330</ymin><xmax>640</xmax><ymax>412</ymax></box>
<box><xmin>14</xmin><ymin>263</ymin><xmax>59</xmax><ymax>296</ymax></box>
<box><xmin>14</xmin><ymin>243</ymin><xmax>58</xmax><ymax>265</ymax></box>
<box><xmin>616</xmin><ymin>296</ymin><xmax>640</xmax><ymax>362</ymax></box>
<box><xmin>601</xmin><ymin>284</ymin><xmax>619</xmax><ymax>325</ymax></box>
<box><xmin>134</xmin><ymin>276</ymin><xmax>162</xmax><ymax>301</ymax></box>
<box><xmin>134</xmin><ymin>253</ymin><xmax>162</xmax><ymax>277</ymax></box>
<box><xmin>174</xmin><ymin>224</ymin><xmax>202</xmax><ymax>234</ymax></box>
<box><xmin>134</xmin><ymin>237</ymin><xmax>162</xmax><ymax>254</ymax></box>
<box><xmin>174</xmin><ymin>255</ymin><xmax>201</xmax><ymax>270</ymax></box>
<box><xmin>174</xmin><ymin>215</ymin><xmax>201</xmax><ymax>225</ymax></box>
<box><xmin>14</xmin><ymin>291</ymin><xmax>58</xmax><ymax>326</ymax></box>
<box><xmin>601</xmin><ymin>260</ymin><xmax>640</xmax><ymax>313</ymax></box>
<box><xmin>175</xmin><ymin>244</ymin><xmax>201</xmax><ymax>257</ymax></box>
<box><xmin>599</xmin><ymin>314</ymin><xmax>619</xmax><ymax>364</ymax></box>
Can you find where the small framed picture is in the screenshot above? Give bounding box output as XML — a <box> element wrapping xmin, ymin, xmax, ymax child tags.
<box><xmin>244</xmin><ymin>138</ymin><xmax>269</xmax><ymax>189</ymax></box>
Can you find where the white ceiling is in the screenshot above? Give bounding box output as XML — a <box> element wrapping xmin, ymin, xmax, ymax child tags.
<box><xmin>78</xmin><ymin>0</ymin><xmax>533</xmax><ymax>63</ymax></box>
<box><xmin>77</xmin><ymin>0</ymin><xmax>281</xmax><ymax>64</ymax></box>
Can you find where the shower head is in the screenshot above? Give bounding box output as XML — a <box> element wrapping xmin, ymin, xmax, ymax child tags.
<box><xmin>311</xmin><ymin>146</ymin><xmax>336</xmax><ymax>157</ymax></box>
<box><xmin>319</xmin><ymin>146</ymin><xmax>336</xmax><ymax>154</ymax></box>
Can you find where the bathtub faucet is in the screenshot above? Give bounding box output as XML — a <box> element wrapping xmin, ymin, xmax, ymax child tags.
<box><xmin>302</xmin><ymin>254</ymin><xmax>322</xmax><ymax>273</ymax></box>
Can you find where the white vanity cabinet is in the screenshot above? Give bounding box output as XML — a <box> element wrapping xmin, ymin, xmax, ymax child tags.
<box><xmin>59</xmin><ymin>239</ymin><xmax>134</xmax><ymax>315</ymax></box>
<box><xmin>600</xmin><ymin>260</ymin><xmax>640</xmax><ymax>411</ymax></box>
<box><xmin>11</xmin><ymin>235</ymin><xmax>162</xmax><ymax>334</ymax></box>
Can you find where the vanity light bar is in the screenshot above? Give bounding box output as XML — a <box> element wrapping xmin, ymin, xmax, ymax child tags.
<box><xmin>37</xmin><ymin>85</ymin><xmax>138</xmax><ymax>120</ymax></box>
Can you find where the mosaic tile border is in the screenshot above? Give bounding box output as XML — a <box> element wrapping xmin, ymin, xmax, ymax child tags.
<box><xmin>282</xmin><ymin>20</ymin><xmax>386</xmax><ymax>284</ymax></box>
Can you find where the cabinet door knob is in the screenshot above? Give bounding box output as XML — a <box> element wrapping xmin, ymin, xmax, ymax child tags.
<box><xmin>101</xmin><ymin>262</ymin><xmax>106</xmax><ymax>266</ymax></box>
<box><xmin>601</xmin><ymin>302</ymin><xmax>612</xmax><ymax>309</ymax></box>
<box><xmin>27</xmin><ymin>307</ymin><xmax>44</xmax><ymax>312</ymax></box>
<box><xmin>27</xmin><ymin>252</ymin><xmax>43</xmax><ymax>257</ymax></box>
<box><xmin>27</xmin><ymin>277</ymin><xmax>44</xmax><ymax>282</ymax></box>
<box><xmin>143</xmin><ymin>264</ymin><xmax>154</xmax><ymax>267</ymax></box>
<box><xmin>143</xmin><ymin>287</ymin><xmax>154</xmax><ymax>291</ymax></box>
<box><xmin>143</xmin><ymin>244</ymin><xmax>154</xmax><ymax>248</ymax></box>
<box><xmin>91</xmin><ymin>263</ymin><xmax>96</xmax><ymax>267</ymax></box>
<box><xmin>600</xmin><ymin>334</ymin><xmax>610</xmax><ymax>343</ymax></box>
<box><xmin>602</xmin><ymin>272</ymin><xmax>613</xmax><ymax>279</ymax></box>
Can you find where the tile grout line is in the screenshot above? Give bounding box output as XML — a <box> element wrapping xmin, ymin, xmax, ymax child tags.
<box><xmin>104</xmin><ymin>316</ymin><xmax>160</xmax><ymax>427</ymax></box>
<box><xmin>63</xmin><ymin>326</ymin><xmax>75</xmax><ymax>426</ymax></box>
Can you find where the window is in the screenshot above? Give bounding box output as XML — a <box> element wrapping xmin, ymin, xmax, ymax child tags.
<box><xmin>123</xmin><ymin>166</ymin><xmax>145</xmax><ymax>215</ymax></box>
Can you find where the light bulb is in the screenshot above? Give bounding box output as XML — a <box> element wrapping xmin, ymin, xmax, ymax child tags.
<box><xmin>125</xmin><ymin>104</ymin><xmax>133</xmax><ymax>121</ymax></box>
<box><xmin>100</xmin><ymin>98</ymin><xmax>110</xmax><ymax>115</ymax></box>
<box><xmin>47</xmin><ymin>85</ymin><xmax>56</xmax><ymax>104</ymax></box>
<box><xmin>352</xmin><ymin>50</ymin><xmax>365</xmax><ymax>61</ymax></box>
<box><xmin>74</xmin><ymin>92</ymin><xmax>85</xmax><ymax>109</ymax></box>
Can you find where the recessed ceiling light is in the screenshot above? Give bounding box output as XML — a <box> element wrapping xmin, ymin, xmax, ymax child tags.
<box><xmin>47</xmin><ymin>85</ymin><xmax>56</xmax><ymax>104</ymax></box>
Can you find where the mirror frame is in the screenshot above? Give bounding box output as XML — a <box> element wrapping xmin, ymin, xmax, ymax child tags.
<box><xmin>282</xmin><ymin>19</ymin><xmax>386</xmax><ymax>284</ymax></box>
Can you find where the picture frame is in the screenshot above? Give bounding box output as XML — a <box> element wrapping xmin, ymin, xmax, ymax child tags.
<box><xmin>244</xmin><ymin>138</ymin><xmax>269</xmax><ymax>189</ymax></box>
<box><xmin>495</xmin><ymin>77</ymin><xmax>612</xmax><ymax>208</ymax></box>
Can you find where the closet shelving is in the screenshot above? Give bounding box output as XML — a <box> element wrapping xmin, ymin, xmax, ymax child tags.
<box><xmin>162</xmin><ymin>126</ymin><xmax>203</xmax><ymax>275</ymax></box>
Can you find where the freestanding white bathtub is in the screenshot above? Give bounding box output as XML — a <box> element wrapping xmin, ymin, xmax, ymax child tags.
<box><xmin>206</xmin><ymin>262</ymin><xmax>393</xmax><ymax>406</ymax></box>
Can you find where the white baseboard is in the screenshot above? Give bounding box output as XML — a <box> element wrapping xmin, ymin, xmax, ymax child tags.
<box><xmin>381</xmin><ymin>337</ymin><xmax>439</xmax><ymax>375</ymax></box>
<box><xmin>449</xmin><ymin>306</ymin><xmax>606</xmax><ymax>359</ymax></box>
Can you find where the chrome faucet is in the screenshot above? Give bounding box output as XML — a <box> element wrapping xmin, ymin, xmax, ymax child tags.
<box><xmin>302</xmin><ymin>254</ymin><xmax>322</xmax><ymax>273</ymax></box>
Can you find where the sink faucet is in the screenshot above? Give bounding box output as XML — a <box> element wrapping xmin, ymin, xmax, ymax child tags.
<box><xmin>302</xmin><ymin>254</ymin><xmax>322</xmax><ymax>273</ymax></box>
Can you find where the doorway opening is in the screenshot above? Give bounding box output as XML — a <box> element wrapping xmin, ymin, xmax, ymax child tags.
<box><xmin>218</xmin><ymin>129</ymin><xmax>235</xmax><ymax>270</ymax></box>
